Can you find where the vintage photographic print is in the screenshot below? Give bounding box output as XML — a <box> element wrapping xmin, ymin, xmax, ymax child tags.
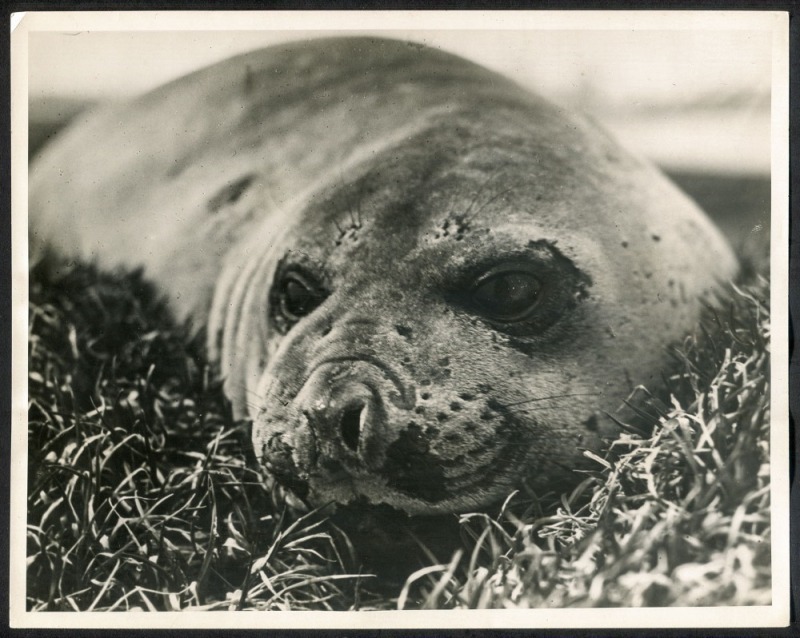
<box><xmin>10</xmin><ymin>10</ymin><xmax>790</xmax><ymax>629</ymax></box>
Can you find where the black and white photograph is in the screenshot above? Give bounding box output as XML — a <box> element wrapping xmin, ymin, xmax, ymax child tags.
<box><xmin>10</xmin><ymin>10</ymin><xmax>790</xmax><ymax>629</ymax></box>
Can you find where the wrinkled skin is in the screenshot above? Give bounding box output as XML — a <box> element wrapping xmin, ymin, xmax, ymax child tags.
<box><xmin>30</xmin><ymin>37</ymin><xmax>738</xmax><ymax>520</ymax></box>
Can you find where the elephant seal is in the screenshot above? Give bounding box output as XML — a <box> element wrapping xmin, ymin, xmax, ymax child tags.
<box><xmin>29</xmin><ymin>37</ymin><xmax>738</xmax><ymax>518</ymax></box>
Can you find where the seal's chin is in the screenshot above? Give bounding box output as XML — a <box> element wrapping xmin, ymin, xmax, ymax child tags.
<box><xmin>258</xmin><ymin>464</ymin><xmax>463</xmax><ymax>582</ymax></box>
<box><xmin>328</xmin><ymin>501</ymin><xmax>463</xmax><ymax>584</ymax></box>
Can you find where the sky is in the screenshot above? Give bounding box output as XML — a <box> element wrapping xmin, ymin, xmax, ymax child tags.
<box><xmin>29</xmin><ymin>29</ymin><xmax>771</xmax><ymax>108</ymax></box>
<box><xmin>26</xmin><ymin>26</ymin><xmax>774</xmax><ymax>174</ymax></box>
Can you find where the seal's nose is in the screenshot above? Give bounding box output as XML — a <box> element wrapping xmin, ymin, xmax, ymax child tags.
<box><xmin>303</xmin><ymin>380</ymin><xmax>384</xmax><ymax>463</ymax></box>
<box><xmin>338</xmin><ymin>400</ymin><xmax>367</xmax><ymax>452</ymax></box>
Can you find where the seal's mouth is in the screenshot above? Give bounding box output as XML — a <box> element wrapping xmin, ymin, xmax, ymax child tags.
<box><xmin>328</xmin><ymin>500</ymin><xmax>464</xmax><ymax>581</ymax></box>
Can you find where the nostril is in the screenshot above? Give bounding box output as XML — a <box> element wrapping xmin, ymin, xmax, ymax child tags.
<box><xmin>339</xmin><ymin>404</ymin><xmax>365</xmax><ymax>452</ymax></box>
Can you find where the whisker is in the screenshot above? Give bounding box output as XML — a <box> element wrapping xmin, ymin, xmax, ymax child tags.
<box><xmin>226</xmin><ymin>381</ymin><xmax>270</xmax><ymax>412</ymax></box>
<box><xmin>460</xmin><ymin>163</ymin><xmax>517</xmax><ymax>225</ymax></box>
<box><xmin>600</xmin><ymin>411</ymin><xmax>648</xmax><ymax>437</ymax></box>
<box><xmin>460</xmin><ymin>167</ymin><xmax>506</xmax><ymax>219</ymax></box>
<box><xmin>500</xmin><ymin>392</ymin><xmax>602</xmax><ymax>409</ymax></box>
<box><xmin>339</xmin><ymin>166</ymin><xmax>365</xmax><ymax>230</ymax></box>
<box><xmin>355</xmin><ymin>197</ymin><xmax>363</xmax><ymax>227</ymax></box>
<box><xmin>229</xmin><ymin>382</ymin><xmax>263</xmax><ymax>400</ymax></box>
<box><xmin>507</xmin><ymin>405</ymin><xmax>577</xmax><ymax>415</ymax></box>
<box><xmin>465</xmin><ymin>186</ymin><xmax>515</xmax><ymax>224</ymax></box>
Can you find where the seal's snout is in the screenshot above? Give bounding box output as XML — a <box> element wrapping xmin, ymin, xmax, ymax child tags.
<box><xmin>335</xmin><ymin>394</ymin><xmax>370</xmax><ymax>453</ymax></box>
<box><xmin>302</xmin><ymin>378</ymin><xmax>384</xmax><ymax>463</ymax></box>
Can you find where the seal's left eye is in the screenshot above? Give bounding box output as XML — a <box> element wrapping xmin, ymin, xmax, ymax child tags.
<box><xmin>471</xmin><ymin>269</ymin><xmax>542</xmax><ymax>322</ymax></box>
<box><xmin>278</xmin><ymin>271</ymin><xmax>327</xmax><ymax>322</ymax></box>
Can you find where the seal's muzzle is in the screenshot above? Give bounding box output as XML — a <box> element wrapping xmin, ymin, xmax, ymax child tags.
<box><xmin>296</xmin><ymin>360</ymin><xmax>393</xmax><ymax>471</ymax></box>
<box><xmin>257</xmin><ymin>356</ymin><xmax>413</xmax><ymax>502</ymax></box>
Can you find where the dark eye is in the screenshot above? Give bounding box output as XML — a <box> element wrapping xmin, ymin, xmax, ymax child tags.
<box><xmin>471</xmin><ymin>268</ymin><xmax>542</xmax><ymax>322</ymax></box>
<box><xmin>278</xmin><ymin>270</ymin><xmax>327</xmax><ymax>323</ymax></box>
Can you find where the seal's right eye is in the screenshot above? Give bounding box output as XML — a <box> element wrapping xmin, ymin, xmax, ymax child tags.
<box><xmin>272</xmin><ymin>269</ymin><xmax>328</xmax><ymax>329</ymax></box>
<box><xmin>445</xmin><ymin>247</ymin><xmax>590</xmax><ymax>337</ymax></box>
<box><xmin>471</xmin><ymin>268</ymin><xmax>543</xmax><ymax>322</ymax></box>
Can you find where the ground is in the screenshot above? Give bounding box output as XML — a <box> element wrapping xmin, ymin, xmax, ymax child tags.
<box><xmin>26</xmin><ymin>261</ymin><xmax>771</xmax><ymax>610</ymax></box>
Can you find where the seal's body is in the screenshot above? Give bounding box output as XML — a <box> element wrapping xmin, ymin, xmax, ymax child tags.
<box><xmin>30</xmin><ymin>38</ymin><xmax>737</xmax><ymax>516</ymax></box>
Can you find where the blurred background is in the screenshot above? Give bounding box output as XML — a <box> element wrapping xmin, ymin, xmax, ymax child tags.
<box><xmin>28</xmin><ymin>28</ymin><xmax>772</xmax><ymax>257</ymax></box>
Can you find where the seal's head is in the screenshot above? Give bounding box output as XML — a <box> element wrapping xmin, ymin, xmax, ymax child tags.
<box><xmin>219</xmin><ymin>101</ymin><xmax>738</xmax><ymax>517</ymax></box>
<box><xmin>26</xmin><ymin>37</ymin><xmax>739</xmax><ymax>520</ymax></box>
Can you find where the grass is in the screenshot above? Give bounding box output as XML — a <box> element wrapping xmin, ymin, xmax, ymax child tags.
<box><xmin>400</xmin><ymin>276</ymin><xmax>772</xmax><ymax>609</ymax></box>
<box><xmin>27</xmin><ymin>265</ymin><xmax>373</xmax><ymax>611</ymax></box>
<box><xmin>26</xmin><ymin>262</ymin><xmax>771</xmax><ymax>611</ymax></box>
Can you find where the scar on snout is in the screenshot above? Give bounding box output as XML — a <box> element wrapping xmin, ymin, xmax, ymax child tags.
<box><xmin>207</xmin><ymin>174</ymin><xmax>257</xmax><ymax>214</ymax></box>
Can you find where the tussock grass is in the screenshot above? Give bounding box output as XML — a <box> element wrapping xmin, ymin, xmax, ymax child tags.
<box><xmin>27</xmin><ymin>265</ymin><xmax>374</xmax><ymax>611</ymax></box>
<box><xmin>400</xmin><ymin>278</ymin><xmax>771</xmax><ymax>609</ymax></box>
<box><xmin>26</xmin><ymin>264</ymin><xmax>770</xmax><ymax>611</ymax></box>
